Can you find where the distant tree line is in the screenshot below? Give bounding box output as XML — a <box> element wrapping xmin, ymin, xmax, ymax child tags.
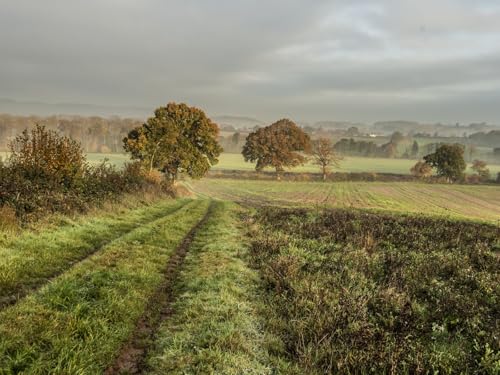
<box><xmin>0</xmin><ymin>114</ymin><xmax>142</xmax><ymax>153</ymax></box>
<box><xmin>468</xmin><ymin>130</ymin><xmax>500</xmax><ymax>148</ymax></box>
<box><xmin>333</xmin><ymin>138</ymin><xmax>400</xmax><ymax>158</ymax></box>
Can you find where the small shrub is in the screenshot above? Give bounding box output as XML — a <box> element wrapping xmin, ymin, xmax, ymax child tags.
<box><xmin>9</xmin><ymin>124</ymin><xmax>87</xmax><ymax>190</ymax></box>
<box><xmin>411</xmin><ymin>160</ymin><xmax>432</xmax><ymax>178</ymax></box>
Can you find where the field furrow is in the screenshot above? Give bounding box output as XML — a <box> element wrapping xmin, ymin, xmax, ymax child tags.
<box><xmin>190</xmin><ymin>179</ymin><xmax>500</xmax><ymax>222</ymax></box>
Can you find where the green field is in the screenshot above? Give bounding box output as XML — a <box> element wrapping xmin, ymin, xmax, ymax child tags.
<box><xmin>213</xmin><ymin>153</ymin><xmax>500</xmax><ymax>176</ymax></box>
<box><xmin>1</xmin><ymin>193</ymin><xmax>498</xmax><ymax>373</ymax></box>
<box><xmin>189</xmin><ymin>178</ymin><xmax>500</xmax><ymax>223</ymax></box>
<box><xmin>3</xmin><ymin>151</ymin><xmax>500</xmax><ymax>176</ymax></box>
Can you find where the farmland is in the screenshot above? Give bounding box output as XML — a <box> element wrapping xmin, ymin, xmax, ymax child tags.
<box><xmin>0</xmin><ymin>192</ymin><xmax>498</xmax><ymax>373</ymax></box>
<box><xmin>189</xmin><ymin>178</ymin><xmax>500</xmax><ymax>223</ymax></box>
<box><xmin>1</xmin><ymin>152</ymin><xmax>500</xmax><ymax>373</ymax></box>
<box><xmin>249</xmin><ymin>207</ymin><xmax>500</xmax><ymax>373</ymax></box>
<box><xmin>83</xmin><ymin>152</ymin><xmax>500</xmax><ymax>176</ymax></box>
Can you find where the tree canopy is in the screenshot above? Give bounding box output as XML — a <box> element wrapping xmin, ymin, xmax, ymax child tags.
<box><xmin>123</xmin><ymin>103</ymin><xmax>222</xmax><ymax>181</ymax></box>
<box><xmin>423</xmin><ymin>144</ymin><xmax>466</xmax><ymax>182</ymax></box>
<box><xmin>242</xmin><ymin>119</ymin><xmax>311</xmax><ymax>178</ymax></box>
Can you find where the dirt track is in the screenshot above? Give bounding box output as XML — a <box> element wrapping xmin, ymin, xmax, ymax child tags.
<box><xmin>105</xmin><ymin>201</ymin><xmax>214</xmax><ymax>375</ymax></box>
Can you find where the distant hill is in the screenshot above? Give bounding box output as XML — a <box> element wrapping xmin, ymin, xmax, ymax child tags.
<box><xmin>213</xmin><ymin>115</ymin><xmax>265</xmax><ymax>129</ymax></box>
<box><xmin>314</xmin><ymin>121</ymin><xmax>367</xmax><ymax>129</ymax></box>
<box><xmin>0</xmin><ymin>98</ymin><xmax>149</xmax><ymax>118</ymax></box>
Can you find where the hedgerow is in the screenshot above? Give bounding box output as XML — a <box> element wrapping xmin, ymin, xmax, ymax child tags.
<box><xmin>0</xmin><ymin>125</ymin><xmax>173</xmax><ymax>221</ymax></box>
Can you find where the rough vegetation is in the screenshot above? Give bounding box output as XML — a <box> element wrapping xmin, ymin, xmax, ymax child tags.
<box><xmin>249</xmin><ymin>207</ymin><xmax>500</xmax><ymax>374</ymax></box>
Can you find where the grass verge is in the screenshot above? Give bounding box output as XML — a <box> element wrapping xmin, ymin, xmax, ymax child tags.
<box><xmin>0</xmin><ymin>199</ymin><xmax>210</xmax><ymax>374</ymax></box>
<box><xmin>0</xmin><ymin>198</ymin><xmax>189</xmax><ymax>309</ymax></box>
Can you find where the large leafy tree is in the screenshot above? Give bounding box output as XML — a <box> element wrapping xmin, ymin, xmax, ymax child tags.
<box><xmin>423</xmin><ymin>144</ymin><xmax>466</xmax><ymax>182</ymax></box>
<box><xmin>123</xmin><ymin>103</ymin><xmax>223</xmax><ymax>182</ymax></box>
<box><xmin>242</xmin><ymin>119</ymin><xmax>311</xmax><ymax>178</ymax></box>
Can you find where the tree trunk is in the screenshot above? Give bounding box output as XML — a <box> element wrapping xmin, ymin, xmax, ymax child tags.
<box><xmin>322</xmin><ymin>165</ymin><xmax>327</xmax><ymax>181</ymax></box>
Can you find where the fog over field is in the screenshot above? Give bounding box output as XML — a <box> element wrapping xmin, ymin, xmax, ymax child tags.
<box><xmin>1</xmin><ymin>0</ymin><xmax>500</xmax><ymax>123</ymax></box>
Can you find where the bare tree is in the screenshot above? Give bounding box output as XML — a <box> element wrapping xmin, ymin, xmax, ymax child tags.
<box><xmin>312</xmin><ymin>138</ymin><xmax>342</xmax><ymax>181</ymax></box>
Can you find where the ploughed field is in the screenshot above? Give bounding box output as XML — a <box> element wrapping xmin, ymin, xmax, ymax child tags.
<box><xmin>190</xmin><ymin>178</ymin><xmax>500</xmax><ymax>223</ymax></box>
<box><xmin>0</xmin><ymin>196</ymin><xmax>498</xmax><ymax>373</ymax></box>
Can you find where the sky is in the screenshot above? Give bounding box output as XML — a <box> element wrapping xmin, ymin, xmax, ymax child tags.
<box><xmin>1</xmin><ymin>0</ymin><xmax>500</xmax><ymax>124</ymax></box>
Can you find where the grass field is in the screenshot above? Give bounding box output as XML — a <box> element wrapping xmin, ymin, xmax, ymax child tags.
<box><xmin>211</xmin><ymin>153</ymin><xmax>500</xmax><ymax>176</ymax></box>
<box><xmin>3</xmin><ymin>151</ymin><xmax>500</xmax><ymax>176</ymax></box>
<box><xmin>189</xmin><ymin>178</ymin><xmax>500</xmax><ymax>223</ymax></box>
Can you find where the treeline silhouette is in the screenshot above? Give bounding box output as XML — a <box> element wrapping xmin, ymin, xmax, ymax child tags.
<box><xmin>0</xmin><ymin>114</ymin><xmax>142</xmax><ymax>152</ymax></box>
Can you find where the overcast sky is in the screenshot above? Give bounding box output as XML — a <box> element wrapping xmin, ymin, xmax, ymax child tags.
<box><xmin>1</xmin><ymin>0</ymin><xmax>500</xmax><ymax>123</ymax></box>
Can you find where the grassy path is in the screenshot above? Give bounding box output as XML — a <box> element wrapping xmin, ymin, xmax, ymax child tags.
<box><xmin>106</xmin><ymin>201</ymin><xmax>215</xmax><ymax>374</ymax></box>
<box><xmin>0</xmin><ymin>199</ymin><xmax>190</xmax><ymax>309</ymax></box>
<box><xmin>145</xmin><ymin>201</ymin><xmax>298</xmax><ymax>374</ymax></box>
<box><xmin>0</xmin><ymin>200</ymin><xmax>210</xmax><ymax>374</ymax></box>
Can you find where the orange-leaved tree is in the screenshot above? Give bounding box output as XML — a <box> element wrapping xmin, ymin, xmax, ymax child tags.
<box><xmin>242</xmin><ymin>119</ymin><xmax>311</xmax><ymax>179</ymax></box>
<box><xmin>9</xmin><ymin>124</ymin><xmax>87</xmax><ymax>189</ymax></box>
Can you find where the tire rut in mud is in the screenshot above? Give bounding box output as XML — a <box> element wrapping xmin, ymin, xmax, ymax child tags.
<box><xmin>105</xmin><ymin>201</ymin><xmax>215</xmax><ymax>375</ymax></box>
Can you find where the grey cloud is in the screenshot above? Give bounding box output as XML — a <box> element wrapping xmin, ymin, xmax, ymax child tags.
<box><xmin>0</xmin><ymin>0</ymin><xmax>499</xmax><ymax>123</ymax></box>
